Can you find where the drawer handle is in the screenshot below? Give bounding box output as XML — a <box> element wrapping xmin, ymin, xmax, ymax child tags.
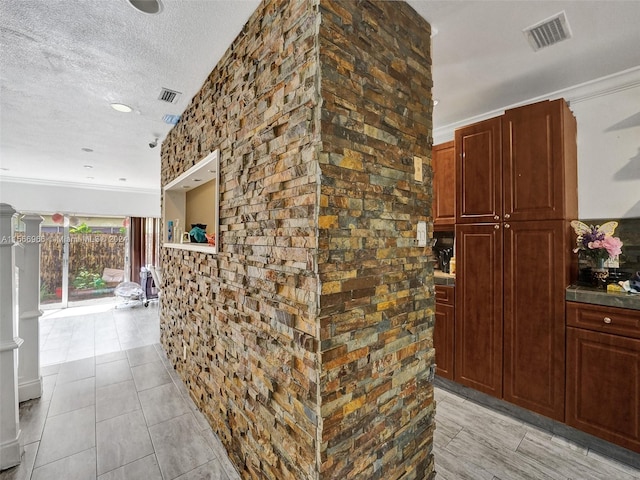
<box><xmin>603</xmin><ymin>317</ymin><xmax>612</xmax><ymax>324</ymax></box>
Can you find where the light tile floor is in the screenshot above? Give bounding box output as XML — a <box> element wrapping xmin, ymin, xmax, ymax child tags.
<box><xmin>1</xmin><ymin>302</ymin><xmax>240</xmax><ymax>480</ymax></box>
<box><xmin>3</xmin><ymin>302</ymin><xmax>639</xmax><ymax>479</ymax></box>
<box><xmin>38</xmin><ymin>300</ymin><xmax>161</xmax><ymax>366</ymax></box>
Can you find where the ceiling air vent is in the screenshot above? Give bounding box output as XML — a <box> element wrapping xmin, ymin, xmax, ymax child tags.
<box><xmin>158</xmin><ymin>88</ymin><xmax>182</xmax><ymax>104</ymax></box>
<box><xmin>523</xmin><ymin>11</ymin><xmax>572</xmax><ymax>52</ymax></box>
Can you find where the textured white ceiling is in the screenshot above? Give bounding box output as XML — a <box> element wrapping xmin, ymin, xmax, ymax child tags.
<box><xmin>0</xmin><ymin>0</ymin><xmax>261</xmax><ymax>191</ymax></box>
<box><xmin>1</xmin><ymin>0</ymin><xmax>639</xmax><ymax>193</ymax></box>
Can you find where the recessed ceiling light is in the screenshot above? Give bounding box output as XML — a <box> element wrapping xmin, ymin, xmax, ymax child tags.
<box><xmin>433</xmin><ymin>99</ymin><xmax>440</xmax><ymax>106</ymax></box>
<box><xmin>119</xmin><ymin>178</ymin><xmax>127</xmax><ymax>182</ymax></box>
<box><xmin>84</xmin><ymin>165</ymin><xmax>93</xmax><ymax>169</ymax></box>
<box><xmin>111</xmin><ymin>103</ymin><xmax>133</xmax><ymax>113</ymax></box>
<box><xmin>128</xmin><ymin>0</ymin><xmax>163</xmax><ymax>14</ymax></box>
<box><xmin>86</xmin><ymin>176</ymin><xmax>94</xmax><ymax>180</ymax></box>
<box><xmin>81</xmin><ymin>147</ymin><xmax>94</xmax><ymax>152</ymax></box>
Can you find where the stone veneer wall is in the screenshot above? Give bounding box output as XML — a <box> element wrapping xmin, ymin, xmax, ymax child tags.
<box><xmin>317</xmin><ymin>2</ymin><xmax>434</xmax><ymax>478</ymax></box>
<box><xmin>160</xmin><ymin>1</ymin><xmax>434</xmax><ymax>479</ymax></box>
<box><xmin>160</xmin><ymin>1</ymin><xmax>321</xmax><ymax>478</ymax></box>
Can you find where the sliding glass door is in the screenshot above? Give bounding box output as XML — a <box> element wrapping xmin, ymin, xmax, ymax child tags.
<box><xmin>39</xmin><ymin>215</ymin><xmax>129</xmax><ymax>308</ymax></box>
<box><xmin>39</xmin><ymin>215</ymin><xmax>66</xmax><ymax>307</ymax></box>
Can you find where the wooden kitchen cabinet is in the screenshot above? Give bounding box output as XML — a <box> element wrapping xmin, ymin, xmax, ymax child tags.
<box><xmin>454</xmin><ymin>223</ymin><xmax>503</xmax><ymax>397</ymax></box>
<box><xmin>434</xmin><ymin>285</ymin><xmax>455</xmax><ymax>380</ymax></box>
<box><xmin>456</xmin><ymin>220</ymin><xmax>571</xmax><ymax>417</ymax></box>
<box><xmin>456</xmin><ymin>99</ymin><xmax>577</xmax><ymax>224</ymax></box>
<box><xmin>433</xmin><ymin>141</ymin><xmax>455</xmax><ymax>229</ymax></box>
<box><xmin>502</xmin><ymin>220</ymin><xmax>570</xmax><ymax>421</ymax></box>
<box><xmin>455</xmin><ymin>117</ymin><xmax>502</xmax><ymax>224</ymax></box>
<box><xmin>453</xmin><ymin>99</ymin><xmax>577</xmax><ymax>419</ymax></box>
<box><xmin>566</xmin><ymin>301</ymin><xmax>640</xmax><ymax>453</ymax></box>
<box><xmin>502</xmin><ymin>99</ymin><xmax>578</xmax><ymax>222</ymax></box>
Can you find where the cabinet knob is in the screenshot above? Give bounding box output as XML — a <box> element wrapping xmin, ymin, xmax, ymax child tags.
<box><xmin>494</xmin><ymin>215</ymin><xmax>500</xmax><ymax>220</ymax></box>
<box><xmin>504</xmin><ymin>223</ymin><xmax>510</xmax><ymax>229</ymax></box>
<box><xmin>603</xmin><ymin>317</ymin><xmax>612</xmax><ymax>324</ymax></box>
<box><xmin>504</xmin><ymin>214</ymin><xmax>511</xmax><ymax>219</ymax></box>
<box><xmin>494</xmin><ymin>224</ymin><xmax>500</xmax><ymax>230</ymax></box>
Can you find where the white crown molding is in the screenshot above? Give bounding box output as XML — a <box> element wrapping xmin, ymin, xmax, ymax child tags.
<box><xmin>562</xmin><ymin>66</ymin><xmax>640</xmax><ymax>105</ymax></box>
<box><xmin>433</xmin><ymin>66</ymin><xmax>640</xmax><ymax>144</ymax></box>
<box><xmin>0</xmin><ymin>176</ymin><xmax>159</xmax><ymax>195</ymax></box>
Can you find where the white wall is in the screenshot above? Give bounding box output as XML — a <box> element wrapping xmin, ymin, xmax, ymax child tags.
<box><xmin>433</xmin><ymin>67</ymin><xmax>640</xmax><ymax>220</ymax></box>
<box><xmin>0</xmin><ymin>179</ymin><xmax>160</xmax><ymax>218</ymax></box>
<box><xmin>571</xmin><ymin>84</ymin><xmax>640</xmax><ymax>219</ymax></box>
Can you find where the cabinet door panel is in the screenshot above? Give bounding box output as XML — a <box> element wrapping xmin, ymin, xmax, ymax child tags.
<box><xmin>503</xmin><ymin>100</ymin><xmax>571</xmax><ymax>221</ymax></box>
<box><xmin>456</xmin><ymin>117</ymin><xmax>502</xmax><ymax>223</ymax></box>
<box><xmin>435</xmin><ymin>303</ymin><xmax>455</xmax><ymax>380</ymax></box>
<box><xmin>433</xmin><ymin>141</ymin><xmax>456</xmax><ymax>228</ymax></box>
<box><xmin>567</xmin><ymin>327</ymin><xmax>640</xmax><ymax>453</ymax></box>
<box><xmin>503</xmin><ymin>221</ymin><xmax>566</xmax><ymax>421</ymax></box>
<box><xmin>435</xmin><ymin>286</ymin><xmax>455</xmax><ymax>380</ymax></box>
<box><xmin>454</xmin><ymin>224</ymin><xmax>503</xmax><ymax>396</ymax></box>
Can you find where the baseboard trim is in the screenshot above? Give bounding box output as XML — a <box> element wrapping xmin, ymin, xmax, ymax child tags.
<box><xmin>18</xmin><ymin>377</ymin><xmax>42</xmax><ymax>403</ymax></box>
<box><xmin>0</xmin><ymin>434</ymin><xmax>23</xmax><ymax>471</ymax></box>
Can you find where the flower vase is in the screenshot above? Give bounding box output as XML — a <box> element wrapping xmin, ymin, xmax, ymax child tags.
<box><xmin>592</xmin><ymin>258</ymin><xmax>609</xmax><ymax>290</ymax></box>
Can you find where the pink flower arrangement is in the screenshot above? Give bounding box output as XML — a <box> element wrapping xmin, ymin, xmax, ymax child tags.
<box><xmin>588</xmin><ymin>236</ymin><xmax>623</xmax><ymax>257</ymax></box>
<box><xmin>571</xmin><ymin>220</ymin><xmax>623</xmax><ymax>264</ymax></box>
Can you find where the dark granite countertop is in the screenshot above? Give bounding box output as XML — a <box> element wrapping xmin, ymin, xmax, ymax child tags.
<box><xmin>566</xmin><ymin>285</ymin><xmax>640</xmax><ymax>311</ymax></box>
<box><xmin>434</xmin><ymin>271</ymin><xmax>455</xmax><ymax>286</ymax></box>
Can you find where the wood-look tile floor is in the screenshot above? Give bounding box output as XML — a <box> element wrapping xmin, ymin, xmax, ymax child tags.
<box><xmin>434</xmin><ymin>387</ymin><xmax>640</xmax><ymax>480</ymax></box>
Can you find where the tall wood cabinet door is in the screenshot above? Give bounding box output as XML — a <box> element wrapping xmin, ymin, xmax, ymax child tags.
<box><xmin>454</xmin><ymin>223</ymin><xmax>503</xmax><ymax>397</ymax></box>
<box><xmin>434</xmin><ymin>286</ymin><xmax>455</xmax><ymax>380</ymax></box>
<box><xmin>503</xmin><ymin>220</ymin><xmax>567</xmax><ymax>421</ymax></box>
<box><xmin>502</xmin><ymin>99</ymin><xmax>577</xmax><ymax>221</ymax></box>
<box><xmin>433</xmin><ymin>141</ymin><xmax>455</xmax><ymax>228</ymax></box>
<box><xmin>455</xmin><ymin>117</ymin><xmax>502</xmax><ymax>224</ymax></box>
<box><xmin>566</xmin><ymin>327</ymin><xmax>640</xmax><ymax>453</ymax></box>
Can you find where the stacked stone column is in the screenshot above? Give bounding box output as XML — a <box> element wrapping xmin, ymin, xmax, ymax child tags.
<box><xmin>159</xmin><ymin>1</ymin><xmax>435</xmax><ymax>478</ymax></box>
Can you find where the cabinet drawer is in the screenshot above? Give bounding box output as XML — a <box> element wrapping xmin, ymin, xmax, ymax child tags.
<box><xmin>566</xmin><ymin>302</ymin><xmax>640</xmax><ymax>340</ymax></box>
<box><xmin>435</xmin><ymin>285</ymin><xmax>454</xmax><ymax>305</ymax></box>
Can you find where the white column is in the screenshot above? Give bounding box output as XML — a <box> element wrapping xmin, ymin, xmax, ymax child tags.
<box><xmin>0</xmin><ymin>203</ymin><xmax>24</xmax><ymax>469</ymax></box>
<box><xmin>18</xmin><ymin>214</ymin><xmax>44</xmax><ymax>402</ymax></box>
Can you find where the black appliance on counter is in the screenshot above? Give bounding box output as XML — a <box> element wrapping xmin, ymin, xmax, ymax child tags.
<box><xmin>433</xmin><ymin>231</ymin><xmax>455</xmax><ymax>273</ymax></box>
